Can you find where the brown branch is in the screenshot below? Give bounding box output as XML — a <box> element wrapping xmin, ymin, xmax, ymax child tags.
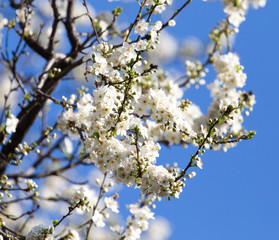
<box><xmin>64</xmin><ymin>0</ymin><xmax>81</xmax><ymax>55</ymax></box>
<box><xmin>53</xmin><ymin>204</ymin><xmax>78</xmax><ymax>228</ymax></box>
<box><xmin>175</xmin><ymin>105</ymin><xmax>236</xmax><ymax>181</ymax></box>
<box><xmin>161</xmin><ymin>0</ymin><xmax>192</xmax><ymax>31</ymax></box>
<box><xmin>6</xmin><ymin>159</ymin><xmax>84</xmax><ymax>179</ymax></box>
<box><xmin>85</xmin><ymin>173</ymin><xmax>107</xmax><ymax>240</ymax></box>
<box><xmin>1</xmin><ymin>226</ymin><xmax>24</xmax><ymax>240</ymax></box>
<box><xmin>48</xmin><ymin>0</ymin><xmax>61</xmax><ymax>53</ymax></box>
<box><xmin>83</xmin><ymin>0</ymin><xmax>100</xmax><ymax>44</ymax></box>
<box><xmin>125</xmin><ymin>0</ymin><xmax>148</xmax><ymax>42</ymax></box>
<box><xmin>9</xmin><ymin>0</ymin><xmax>21</xmax><ymax>9</ymax></box>
<box><xmin>81</xmin><ymin>13</ymin><xmax>118</xmax><ymax>50</ymax></box>
<box><xmin>0</xmin><ymin>57</ymin><xmax>84</xmax><ymax>176</ymax></box>
<box><xmin>14</xmin><ymin>28</ymin><xmax>52</xmax><ymax>59</ymax></box>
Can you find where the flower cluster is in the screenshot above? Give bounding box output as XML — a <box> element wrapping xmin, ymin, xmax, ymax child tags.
<box><xmin>104</xmin><ymin>195</ymin><xmax>120</xmax><ymax>213</ymax></box>
<box><xmin>193</xmin><ymin>52</ymin><xmax>255</xmax><ymax>151</ymax></box>
<box><xmin>92</xmin><ymin>209</ymin><xmax>106</xmax><ymax>227</ymax></box>
<box><xmin>214</xmin><ymin>52</ymin><xmax>245</xmax><ymax>86</ymax></box>
<box><xmin>59</xmin><ymin>32</ymin><xmax>198</xmax><ymax>198</ymax></box>
<box><xmin>59</xmin><ymin>68</ymin><xmax>198</xmax><ymax>197</ymax></box>
<box><xmin>65</xmin><ymin>186</ymin><xmax>93</xmax><ymax>212</ymax></box>
<box><xmin>185</xmin><ymin>60</ymin><xmax>207</xmax><ymax>88</ymax></box>
<box><xmin>124</xmin><ymin>203</ymin><xmax>155</xmax><ymax>240</ymax></box>
<box><xmin>222</xmin><ymin>0</ymin><xmax>266</xmax><ymax>27</ymax></box>
<box><xmin>145</xmin><ymin>0</ymin><xmax>173</xmax><ymax>14</ymax></box>
<box><xmin>25</xmin><ymin>179</ymin><xmax>38</xmax><ymax>192</ymax></box>
<box><xmin>26</xmin><ymin>224</ymin><xmax>54</xmax><ymax>240</ymax></box>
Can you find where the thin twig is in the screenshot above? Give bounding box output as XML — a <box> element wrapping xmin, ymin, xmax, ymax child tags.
<box><xmin>83</xmin><ymin>0</ymin><xmax>100</xmax><ymax>43</ymax></box>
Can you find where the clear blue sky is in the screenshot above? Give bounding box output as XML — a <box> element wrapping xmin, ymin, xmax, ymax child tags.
<box><xmin>94</xmin><ymin>1</ymin><xmax>279</xmax><ymax>239</ymax></box>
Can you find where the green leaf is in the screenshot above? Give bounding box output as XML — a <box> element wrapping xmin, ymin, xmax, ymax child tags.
<box><xmin>51</xmin><ymin>219</ymin><xmax>58</xmax><ymax>226</ymax></box>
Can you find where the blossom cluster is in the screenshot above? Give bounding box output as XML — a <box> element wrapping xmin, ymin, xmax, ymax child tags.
<box><xmin>59</xmin><ymin>35</ymin><xmax>199</xmax><ymax>197</ymax></box>
<box><xmin>58</xmin><ymin>30</ymin><xmax>255</xmax><ymax>198</ymax></box>
<box><xmin>124</xmin><ymin>203</ymin><xmax>155</xmax><ymax>240</ymax></box>
<box><xmin>26</xmin><ymin>224</ymin><xmax>54</xmax><ymax>240</ymax></box>
<box><xmin>58</xmin><ymin>20</ymin><xmax>193</xmax><ymax>198</ymax></box>
<box><xmin>222</xmin><ymin>0</ymin><xmax>266</xmax><ymax>28</ymax></box>
<box><xmin>64</xmin><ymin>186</ymin><xmax>93</xmax><ymax>212</ymax></box>
<box><xmin>185</xmin><ymin>60</ymin><xmax>207</xmax><ymax>88</ymax></box>
<box><xmin>194</xmin><ymin>52</ymin><xmax>256</xmax><ymax>151</ymax></box>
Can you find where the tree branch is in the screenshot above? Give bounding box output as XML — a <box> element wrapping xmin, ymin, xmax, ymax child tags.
<box><xmin>64</xmin><ymin>0</ymin><xmax>81</xmax><ymax>55</ymax></box>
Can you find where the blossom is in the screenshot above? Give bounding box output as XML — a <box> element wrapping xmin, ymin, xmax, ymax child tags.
<box><xmin>168</xmin><ymin>19</ymin><xmax>176</xmax><ymax>27</ymax></box>
<box><xmin>92</xmin><ymin>209</ymin><xmax>105</xmax><ymax>227</ymax></box>
<box><xmin>186</xmin><ymin>171</ymin><xmax>196</xmax><ymax>179</ymax></box>
<box><xmin>5</xmin><ymin>114</ymin><xmax>19</xmax><ymax>134</ymax></box>
<box><xmin>104</xmin><ymin>196</ymin><xmax>119</xmax><ymax>213</ymax></box>
<box><xmin>26</xmin><ymin>224</ymin><xmax>54</xmax><ymax>240</ymax></box>
<box><xmin>213</xmin><ymin>52</ymin><xmax>246</xmax><ymax>89</ymax></box>
<box><xmin>224</xmin><ymin>5</ymin><xmax>246</xmax><ymax>27</ymax></box>
<box><xmin>0</xmin><ymin>0</ymin><xmax>265</xmax><ymax>238</ymax></box>
<box><xmin>124</xmin><ymin>203</ymin><xmax>155</xmax><ymax>239</ymax></box>
<box><xmin>252</xmin><ymin>0</ymin><xmax>266</xmax><ymax>9</ymax></box>
<box><xmin>16</xmin><ymin>8</ymin><xmax>27</xmax><ymax>23</ymax></box>
<box><xmin>195</xmin><ymin>157</ymin><xmax>203</xmax><ymax>169</ymax></box>
<box><xmin>25</xmin><ymin>179</ymin><xmax>38</xmax><ymax>191</ymax></box>
<box><xmin>0</xmin><ymin>14</ymin><xmax>8</xmax><ymax>33</ymax></box>
<box><xmin>141</xmin><ymin>165</ymin><xmax>175</xmax><ymax>197</ymax></box>
<box><xmin>134</xmin><ymin>19</ymin><xmax>149</xmax><ymax>36</ymax></box>
<box><xmin>61</xmin><ymin>229</ymin><xmax>80</xmax><ymax>240</ymax></box>
<box><xmin>63</xmin><ymin>137</ymin><xmax>73</xmax><ymax>154</ymax></box>
<box><xmin>64</xmin><ymin>186</ymin><xmax>94</xmax><ymax>212</ymax></box>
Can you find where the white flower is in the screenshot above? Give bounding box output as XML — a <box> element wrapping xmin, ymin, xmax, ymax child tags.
<box><xmin>195</xmin><ymin>157</ymin><xmax>203</xmax><ymax>169</ymax></box>
<box><xmin>0</xmin><ymin>15</ymin><xmax>8</xmax><ymax>29</ymax></box>
<box><xmin>65</xmin><ymin>186</ymin><xmax>94</xmax><ymax>212</ymax></box>
<box><xmin>154</xmin><ymin>5</ymin><xmax>166</xmax><ymax>14</ymax></box>
<box><xmin>26</xmin><ymin>224</ymin><xmax>54</xmax><ymax>240</ymax></box>
<box><xmin>213</xmin><ymin>52</ymin><xmax>246</xmax><ymax>89</ymax></box>
<box><xmin>141</xmin><ymin>165</ymin><xmax>175</xmax><ymax>197</ymax></box>
<box><xmin>92</xmin><ymin>209</ymin><xmax>105</xmax><ymax>227</ymax></box>
<box><xmin>104</xmin><ymin>196</ymin><xmax>119</xmax><ymax>213</ymax></box>
<box><xmin>168</xmin><ymin>19</ymin><xmax>176</xmax><ymax>27</ymax></box>
<box><xmin>223</xmin><ymin>4</ymin><xmax>246</xmax><ymax>27</ymax></box>
<box><xmin>186</xmin><ymin>171</ymin><xmax>196</xmax><ymax>179</ymax></box>
<box><xmin>25</xmin><ymin>179</ymin><xmax>38</xmax><ymax>191</ymax></box>
<box><xmin>61</xmin><ymin>229</ymin><xmax>80</xmax><ymax>240</ymax></box>
<box><xmin>125</xmin><ymin>203</ymin><xmax>155</xmax><ymax>239</ymax></box>
<box><xmin>135</xmin><ymin>39</ymin><xmax>148</xmax><ymax>51</ymax></box>
<box><xmin>6</xmin><ymin>114</ymin><xmax>19</xmax><ymax>134</ymax></box>
<box><xmin>16</xmin><ymin>8</ymin><xmax>27</xmax><ymax>23</ymax></box>
<box><xmin>154</xmin><ymin>21</ymin><xmax>163</xmax><ymax>31</ymax></box>
<box><xmin>63</xmin><ymin>137</ymin><xmax>73</xmax><ymax>154</ymax></box>
<box><xmin>252</xmin><ymin>0</ymin><xmax>266</xmax><ymax>9</ymax></box>
<box><xmin>166</xmin><ymin>0</ymin><xmax>173</xmax><ymax>5</ymax></box>
<box><xmin>134</xmin><ymin>19</ymin><xmax>149</xmax><ymax>36</ymax></box>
